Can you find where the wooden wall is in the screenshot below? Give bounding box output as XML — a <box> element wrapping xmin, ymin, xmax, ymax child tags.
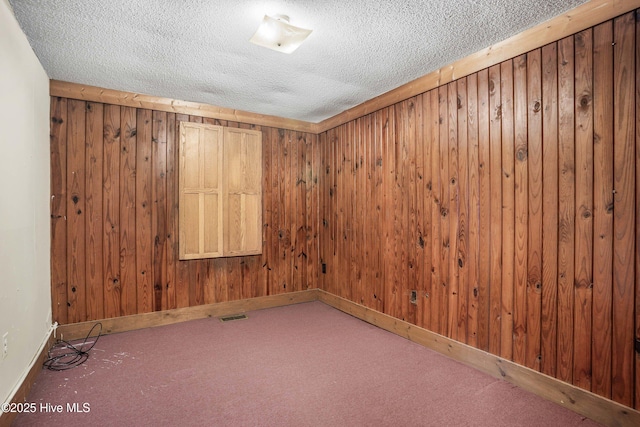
<box><xmin>50</xmin><ymin>100</ymin><xmax>319</xmax><ymax>325</ymax></box>
<box><xmin>318</xmin><ymin>10</ymin><xmax>640</xmax><ymax>408</ymax></box>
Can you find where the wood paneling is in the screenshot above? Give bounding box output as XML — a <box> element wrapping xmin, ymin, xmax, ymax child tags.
<box><xmin>51</xmin><ymin>102</ymin><xmax>318</xmax><ymax>324</ymax></box>
<box><xmin>317</xmin><ymin>9</ymin><xmax>639</xmax><ymax>410</ymax></box>
<box><xmin>592</xmin><ymin>19</ymin><xmax>614</xmax><ymax>400</ymax></box>
<box><xmin>611</xmin><ymin>12</ymin><xmax>636</xmax><ymax>408</ymax></box>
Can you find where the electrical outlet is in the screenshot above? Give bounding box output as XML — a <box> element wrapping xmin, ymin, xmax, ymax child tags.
<box><xmin>2</xmin><ymin>332</ymin><xmax>8</xmax><ymax>360</ymax></box>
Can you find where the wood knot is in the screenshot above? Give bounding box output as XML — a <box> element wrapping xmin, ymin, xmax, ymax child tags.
<box><xmin>533</xmin><ymin>101</ymin><xmax>541</xmax><ymax>113</ymax></box>
<box><xmin>578</xmin><ymin>94</ymin><xmax>591</xmax><ymax>110</ymax></box>
<box><xmin>72</xmin><ymin>195</ymin><xmax>79</xmax><ymax>204</ymax></box>
<box><xmin>439</xmin><ymin>117</ymin><xmax>443</xmax><ymax>124</ymax></box>
<box><xmin>51</xmin><ymin>117</ymin><xmax>64</xmax><ymax>124</ymax></box>
<box><xmin>418</xmin><ymin>236</ymin><xmax>425</xmax><ymax>248</ymax></box>
<box><xmin>473</xmin><ymin>288</ymin><xmax>478</xmax><ymax>297</ymax></box>
<box><xmin>582</xmin><ymin>210</ymin><xmax>592</xmax><ymax>219</ymax></box>
<box><xmin>606</xmin><ymin>202</ymin><xmax>614</xmax><ymax>213</ymax></box>
<box><xmin>458</xmin><ymin>258</ymin><xmax>463</xmax><ymax>268</ymax></box>
<box><xmin>495</xmin><ymin>105</ymin><xmax>502</xmax><ymax>120</ymax></box>
<box><xmin>516</xmin><ymin>148</ymin><xmax>527</xmax><ymax>161</ymax></box>
<box><xmin>441</xmin><ymin>208</ymin><xmax>448</xmax><ymax>217</ymax></box>
<box><xmin>457</xmin><ymin>96</ymin><xmax>462</xmax><ymax>110</ymax></box>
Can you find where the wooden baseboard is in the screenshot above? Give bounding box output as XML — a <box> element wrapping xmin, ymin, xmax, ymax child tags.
<box><xmin>317</xmin><ymin>289</ymin><xmax>640</xmax><ymax>427</ymax></box>
<box><xmin>57</xmin><ymin>289</ymin><xmax>319</xmax><ymax>341</ymax></box>
<box><xmin>0</xmin><ymin>331</ymin><xmax>56</xmax><ymax>427</ymax></box>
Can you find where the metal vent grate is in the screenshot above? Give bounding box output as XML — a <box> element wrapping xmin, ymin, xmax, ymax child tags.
<box><xmin>219</xmin><ymin>314</ymin><xmax>248</xmax><ymax>322</ymax></box>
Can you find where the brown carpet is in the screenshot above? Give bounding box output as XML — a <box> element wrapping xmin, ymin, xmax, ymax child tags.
<box><xmin>13</xmin><ymin>301</ymin><xmax>600</xmax><ymax>426</ymax></box>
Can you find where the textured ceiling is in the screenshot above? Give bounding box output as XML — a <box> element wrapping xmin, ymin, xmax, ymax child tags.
<box><xmin>9</xmin><ymin>0</ymin><xmax>588</xmax><ymax>123</ymax></box>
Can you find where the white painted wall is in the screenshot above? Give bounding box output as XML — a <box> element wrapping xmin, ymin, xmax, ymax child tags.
<box><xmin>0</xmin><ymin>0</ymin><xmax>52</xmax><ymax>405</ymax></box>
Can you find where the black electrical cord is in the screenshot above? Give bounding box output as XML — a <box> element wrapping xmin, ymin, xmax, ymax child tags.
<box><xmin>43</xmin><ymin>322</ymin><xmax>102</xmax><ymax>371</ymax></box>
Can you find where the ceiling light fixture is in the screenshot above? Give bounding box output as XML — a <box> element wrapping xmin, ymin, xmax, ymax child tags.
<box><xmin>249</xmin><ymin>14</ymin><xmax>312</xmax><ymax>54</ymax></box>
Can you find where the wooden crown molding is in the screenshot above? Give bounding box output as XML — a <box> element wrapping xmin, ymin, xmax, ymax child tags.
<box><xmin>316</xmin><ymin>0</ymin><xmax>640</xmax><ymax>133</ymax></box>
<box><xmin>49</xmin><ymin>80</ymin><xmax>319</xmax><ymax>134</ymax></box>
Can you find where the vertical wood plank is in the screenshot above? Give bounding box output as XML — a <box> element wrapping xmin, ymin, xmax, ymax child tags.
<box><xmin>611</xmin><ymin>12</ymin><xmax>635</xmax><ymax>407</ymax></box>
<box><xmin>526</xmin><ymin>49</ymin><xmax>543</xmax><ymax>372</ymax></box>
<box><xmin>286</xmin><ymin>128</ymin><xmax>295</xmax><ymax>295</ymax></box>
<box><xmin>120</xmin><ymin>107</ymin><xmax>137</xmax><ymax>316</ymax></box>
<box><xmin>152</xmin><ymin>111</ymin><xmax>168</xmax><ymax>311</ymax></box>
<box><xmin>290</xmin><ymin>129</ymin><xmax>300</xmax><ymax>293</ymax></box>
<box><xmin>513</xmin><ymin>54</ymin><xmax>528</xmax><ymax>366</ymax></box>
<box><xmin>573</xmin><ymin>28</ymin><xmax>594</xmax><ymax>391</ymax></box>
<box><xmin>200</xmin><ymin>117</ymin><xmax>218</xmax><ymax>304</ymax></box>
<box><xmin>357</xmin><ymin>118</ymin><xmax>366</xmax><ymax>304</ymax></box>
<box><xmin>103</xmin><ymin>104</ymin><xmax>120</xmax><ymax>319</ymax></box>
<box><xmin>362</xmin><ymin>115</ymin><xmax>372</xmax><ymax>308</ymax></box>
<box><xmin>136</xmin><ymin>109</ymin><xmax>153</xmax><ymax>313</ymax></box>
<box><xmin>447</xmin><ymin>83</ymin><xmax>459</xmax><ymax>340</ymax></box>
<box><xmin>635</xmin><ymin>8</ymin><xmax>640</xmax><ymax>411</ymax></box>
<box><xmin>306</xmin><ymin>133</ymin><xmax>317</xmax><ymax>293</ymax></box>
<box><xmin>438</xmin><ymin>86</ymin><xmax>450</xmax><ymax>337</ymax></box>
<box><xmin>66</xmin><ymin>99</ymin><xmax>86</xmax><ymax>323</ymax></box>
<box><xmin>383</xmin><ymin>106</ymin><xmax>398</xmax><ymax>317</ymax></box>
<box><xmin>406</xmin><ymin>99</ymin><xmax>418</xmax><ymax>325</ymax></box>
<box><xmin>592</xmin><ymin>20</ymin><xmax>613</xmax><ymax>400</ymax></box>
<box><xmin>50</xmin><ymin>97</ymin><xmax>68</xmax><ymax>325</ymax></box>
<box><xmin>557</xmin><ymin>35</ymin><xmax>575</xmax><ymax>384</ymax></box>
<box><xmin>279</xmin><ymin>127</ymin><xmax>289</xmax><ymax>295</ymax></box>
<box><xmin>421</xmin><ymin>93</ymin><xmax>433</xmax><ymax>330</ymax></box>
<box><xmin>429</xmin><ymin>90</ymin><xmax>441</xmax><ymax>332</ymax></box>
<box><xmin>414</xmin><ymin>95</ymin><xmax>426</xmax><ymax>327</ymax></box>
<box><xmin>272</xmin><ymin>127</ymin><xmax>284</xmax><ymax>295</ymax></box>
<box><xmin>300</xmin><ymin>130</ymin><xmax>309</xmax><ymax>293</ymax></box>
<box><xmin>174</xmin><ymin>114</ymin><xmax>190</xmax><ymax>308</ymax></box>
<box><xmin>500</xmin><ymin>59</ymin><xmax>515</xmax><ymax>361</ymax></box>
<box><xmin>187</xmin><ymin>115</ymin><xmax>205</xmax><ymax>306</ymax></box>
<box><xmin>373</xmin><ymin>111</ymin><xmax>385</xmax><ymax>313</ymax></box>
<box><xmin>466</xmin><ymin>74</ymin><xmax>480</xmax><ymax>348</ymax></box>
<box><xmin>457</xmin><ymin>79</ymin><xmax>469</xmax><ymax>343</ymax></box>
<box><xmin>488</xmin><ymin>64</ymin><xmax>502</xmax><ymax>355</ymax></box>
<box><xmin>541</xmin><ymin>42</ymin><xmax>559</xmax><ymax>377</ymax></box>
<box><xmin>85</xmin><ymin>102</ymin><xmax>104</xmax><ymax>321</ymax></box>
<box><xmin>164</xmin><ymin>113</ymin><xmax>177</xmax><ymax>309</ymax></box>
<box><xmin>477</xmin><ymin>69</ymin><xmax>491</xmax><ymax>352</ymax></box>
<box><xmin>263</xmin><ymin>126</ymin><xmax>273</xmax><ymax>295</ymax></box>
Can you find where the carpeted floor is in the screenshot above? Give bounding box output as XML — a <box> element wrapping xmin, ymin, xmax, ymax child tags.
<box><xmin>13</xmin><ymin>301</ymin><xmax>600</xmax><ymax>426</ymax></box>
